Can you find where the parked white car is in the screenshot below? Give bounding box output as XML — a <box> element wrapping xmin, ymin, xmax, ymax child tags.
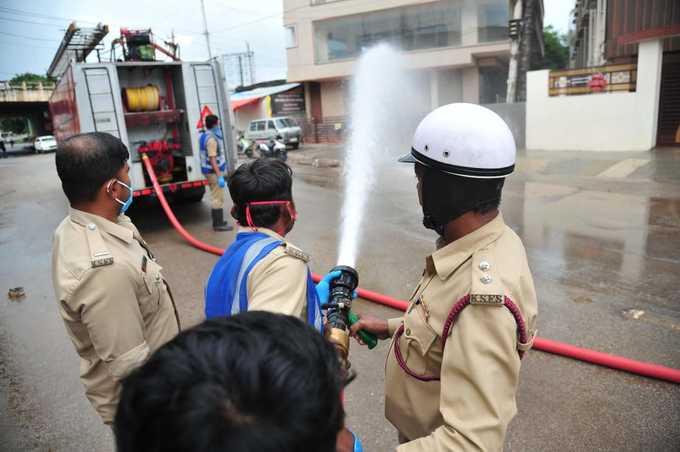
<box><xmin>245</xmin><ymin>117</ymin><xmax>302</xmax><ymax>149</ymax></box>
<box><xmin>34</xmin><ymin>135</ymin><xmax>58</xmax><ymax>153</ymax></box>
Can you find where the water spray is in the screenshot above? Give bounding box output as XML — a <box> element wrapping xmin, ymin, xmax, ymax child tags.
<box><xmin>330</xmin><ymin>45</ymin><xmax>410</xmax><ymax>360</ymax></box>
<box><xmin>336</xmin><ymin>44</ymin><xmax>416</xmax><ymax>268</ymax></box>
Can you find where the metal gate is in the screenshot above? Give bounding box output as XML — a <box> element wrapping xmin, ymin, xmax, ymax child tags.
<box><xmin>657</xmin><ymin>51</ymin><xmax>680</xmax><ymax>146</ymax></box>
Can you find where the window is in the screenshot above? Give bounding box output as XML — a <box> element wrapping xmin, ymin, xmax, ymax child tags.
<box><xmin>284</xmin><ymin>25</ymin><xmax>297</xmax><ymax>49</ymax></box>
<box><xmin>249</xmin><ymin>122</ymin><xmax>257</xmax><ymax>131</ymax></box>
<box><xmin>478</xmin><ymin>2</ymin><xmax>509</xmax><ymax>43</ymax></box>
<box><xmin>479</xmin><ymin>64</ymin><xmax>509</xmax><ymax>104</ymax></box>
<box><xmin>313</xmin><ymin>1</ymin><xmax>462</xmax><ymax>64</ymax></box>
<box><xmin>256</xmin><ymin>121</ymin><xmax>266</xmax><ymax>131</ymax></box>
<box><xmin>267</xmin><ymin>120</ymin><xmax>276</xmax><ymax>129</ymax></box>
<box><xmin>312</xmin><ymin>0</ymin><xmax>510</xmax><ymax>63</ymax></box>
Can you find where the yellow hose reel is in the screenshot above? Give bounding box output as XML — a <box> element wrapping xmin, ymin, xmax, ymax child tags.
<box><xmin>123</xmin><ymin>85</ymin><xmax>161</xmax><ymax>112</ymax></box>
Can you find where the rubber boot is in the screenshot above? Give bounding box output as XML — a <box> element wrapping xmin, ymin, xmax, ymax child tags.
<box><xmin>211</xmin><ymin>209</ymin><xmax>233</xmax><ymax>231</ymax></box>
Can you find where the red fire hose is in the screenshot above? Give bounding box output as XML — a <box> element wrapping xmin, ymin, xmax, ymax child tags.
<box><xmin>141</xmin><ymin>155</ymin><xmax>680</xmax><ymax>385</ymax></box>
<box><xmin>142</xmin><ymin>154</ymin><xmax>225</xmax><ymax>256</ymax></box>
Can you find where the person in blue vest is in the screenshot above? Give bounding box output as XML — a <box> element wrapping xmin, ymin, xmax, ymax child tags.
<box><xmin>204</xmin><ymin>158</ymin><xmax>325</xmax><ymax>327</ymax></box>
<box><xmin>199</xmin><ymin>114</ymin><xmax>233</xmax><ymax>231</ymax></box>
<box><xmin>203</xmin><ymin>158</ymin><xmax>363</xmax><ymax>452</ymax></box>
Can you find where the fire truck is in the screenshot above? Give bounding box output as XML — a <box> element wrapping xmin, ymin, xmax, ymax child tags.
<box><xmin>48</xmin><ymin>25</ymin><xmax>236</xmax><ymax>202</ymax></box>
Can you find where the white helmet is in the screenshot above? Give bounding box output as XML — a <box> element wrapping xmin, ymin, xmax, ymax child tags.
<box><xmin>399</xmin><ymin>103</ymin><xmax>516</xmax><ymax>178</ymax></box>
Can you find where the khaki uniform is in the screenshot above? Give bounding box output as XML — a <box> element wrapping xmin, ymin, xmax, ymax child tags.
<box><xmin>384</xmin><ymin>214</ymin><xmax>538</xmax><ymax>451</ymax></box>
<box><xmin>242</xmin><ymin>227</ymin><xmax>311</xmax><ymax>321</ymax></box>
<box><xmin>205</xmin><ymin>137</ymin><xmax>225</xmax><ymax>209</ymax></box>
<box><xmin>52</xmin><ymin>208</ymin><xmax>180</xmax><ymax>424</ymax></box>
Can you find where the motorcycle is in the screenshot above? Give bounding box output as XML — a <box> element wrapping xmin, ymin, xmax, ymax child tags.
<box><xmin>237</xmin><ymin>132</ymin><xmax>255</xmax><ymax>158</ymax></box>
<box><xmin>257</xmin><ymin>135</ymin><xmax>288</xmax><ymax>162</ymax></box>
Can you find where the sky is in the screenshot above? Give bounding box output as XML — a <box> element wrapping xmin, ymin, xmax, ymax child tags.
<box><xmin>0</xmin><ymin>0</ymin><xmax>574</xmax><ymax>83</ymax></box>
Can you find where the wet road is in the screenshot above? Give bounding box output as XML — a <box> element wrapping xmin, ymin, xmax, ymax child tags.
<box><xmin>1</xmin><ymin>147</ymin><xmax>679</xmax><ymax>451</ymax></box>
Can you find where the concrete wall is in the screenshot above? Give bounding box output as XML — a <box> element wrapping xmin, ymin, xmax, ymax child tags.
<box><xmin>435</xmin><ymin>68</ymin><xmax>464</xmax><ymax>106</ymax></box>
<box><xmin>484</xmin><ymin>102</ymin><xmax>525</xmax><ymax>149</ymax></box>
<box><xmin>527</xmin><ymin>39</ymin><xmax>663</xmax><ymax>152</ymax></box>
<box><xmin>462</xmin><ymin>66</ymin><xmax>480</xmax><ymax>103</ymax></box>
<box><xmin>320</xmin><ymin>80</ymin><xmax>346</xmax><ymax>117</ymax></box>
<box><xmin>0</xmin><ymin>83</ymin><xmax>54</xmax><ymax>102</ymax></box>
<box><xmin>233</xmin><ymin>100</ymin><xmax>267</xmax><ymax>133</ymax></box>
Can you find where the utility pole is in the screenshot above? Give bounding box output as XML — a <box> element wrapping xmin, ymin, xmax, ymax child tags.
<box><xmin>246</xmin><ymin>41</ymin><xmax>255</xmax><ymax>83</ymax></box>
<box><xmin>238</xmin><ymin>54</ymin><xmax>244</xmax><ymax>87</ymax></box>
<box><xmin>517</xmin><ymin>0</ymin><xmax>534</xmax><ymax>101</ymax></box>
<box><xmin>200</xmin><ymin>0</ymin><xmax>213</xmax><ymax>60</ymax></box>
<box><xmin>506</xmin><ymin>0</ymin><xmax>523</xmax><ymax>103</ymax></box>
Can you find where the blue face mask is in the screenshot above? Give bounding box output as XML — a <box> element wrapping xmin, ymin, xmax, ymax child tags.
<box><xmin>112</xmin><ymin>179</ymin><xmax>133</xmax><ymax>215</ymax></box>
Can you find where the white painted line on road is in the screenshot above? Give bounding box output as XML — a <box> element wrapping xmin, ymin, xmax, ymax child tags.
<box><xmin>596</xmin><ymin>158</ymin><xmax>649</xmax><ymax>178</ymax></box>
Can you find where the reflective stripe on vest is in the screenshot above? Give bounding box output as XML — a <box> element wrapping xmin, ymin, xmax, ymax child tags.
<box><xmin>204</xmin><ymin>232</ymin><xmax>323</xmax><ymax>333</ymax></box>
<box><xmin>199</xmin><ymin>130</ymin><xmax>226</xmax><ymax>174</ymax></box>
<box><xmin>231</xmin><ymin>237</ymin><xmax>280</xmax><ymax>316</ymax></box>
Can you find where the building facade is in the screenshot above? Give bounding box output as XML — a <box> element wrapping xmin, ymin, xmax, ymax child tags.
<box><xmin>569</xmin><ymin>0</ymin><xmax>680</xmax><ymax>146</ymax></box>
<box><xmin>570</xmin><ymin>0</ymin><xmax>608</xmax><ymax>68</ymax></box>
<box><xmin>284</xmin><ymin>0</ymin><xmax>542</xmax><ymax>142</ymax></box>
<box><xmin>230</xmin><ymin>81</ymin><xmax>305</xmax><ymax>132</ymax></box>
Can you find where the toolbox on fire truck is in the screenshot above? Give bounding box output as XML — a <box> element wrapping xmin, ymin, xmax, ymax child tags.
<box><xmin>48</xmin><ymin>25</ymin><xmax>236</xmax><ymax>202</ymax></box>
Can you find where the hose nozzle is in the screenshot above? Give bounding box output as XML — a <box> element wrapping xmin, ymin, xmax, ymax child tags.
<box><xmin>324</xmin><ymin>265</ymin><xmax>359</xmax><ymax>368</ymax></box>
<box><xmin>328</xmin><ymin>265</ymin><xmax>358</xmax><ymax>312</ymax></box>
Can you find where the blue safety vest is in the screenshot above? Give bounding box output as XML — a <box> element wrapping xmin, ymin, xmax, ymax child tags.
<box><xmin>199</xmin><ymin>128</ymin><xmax>226</xmax><ymax>174</ymax></box>
<box><xmin>204</xmin><ymin>232</ymin><xmax>323</xmax><ymax>332</ymax></box>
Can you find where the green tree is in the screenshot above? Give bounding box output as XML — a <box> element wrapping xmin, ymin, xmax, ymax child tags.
<box><xmin>542</xmin><ymin>25</ymin><xmax>569</xmax><ymax>70</ymax></box>
<box><xmin>1</xmin><ymin>118</ymin><xmax>29</xmax><ymax>134</ymax></box>
<box><xmin>9</xmin><ymin>72</ymin><xmax>53</xmax><ymax>85</ymax></box>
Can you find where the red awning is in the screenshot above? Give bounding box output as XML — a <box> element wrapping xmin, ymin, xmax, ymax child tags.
<box><xmin>231</xmin><ymin>97</ymin><xmax>260</xmax><ymax>111</ymax></box>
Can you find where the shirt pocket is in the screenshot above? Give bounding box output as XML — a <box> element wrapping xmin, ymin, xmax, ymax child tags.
<box><xmin>140</xmin><ymin>259</ymin><xmax>164</xmax><ymax>317</ymax></box>
<box><xmin>401</xmin><ymin>304</ymin><xmax>438</xmax><ymax>375</ymax></box>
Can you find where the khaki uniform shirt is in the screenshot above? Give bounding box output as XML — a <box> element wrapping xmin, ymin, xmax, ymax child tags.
<box><xmin>242</xmin><ymin>227</ymin><xmax>311</xmax><ymax>321</ymax></box>
<box><xmin>206</xmin><ymin>136</ymin><xmax>218</xmax><ymax>159</ymax></box>
<box><xmin>52</xmin><ymin>208</ymin><xmax>180</xmax><ymax>424</ymax></box>
<box><xmin>205</xmin><ymin>136</ymin><xmax>225</xmax><ymax>209</ymax></box>
<box><xmin>384</xmin><ymin>214</ymin><xmax>538</xmax><ymax>451</ymax></box>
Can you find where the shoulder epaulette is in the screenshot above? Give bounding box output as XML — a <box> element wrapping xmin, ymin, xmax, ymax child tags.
<box><xmin>469</xmin><ymin>247</ymin><xmax>503</xmax><ymax>306</ymax></box>
<box><xmin>282</xmin><ymin>243</ymin><xmax>310</xmax><ymax>263</ymax></box>
<box><xmin>84</xmin><ymin>222</ymin><xmax>114</xmax><ymax>268</ymax></box>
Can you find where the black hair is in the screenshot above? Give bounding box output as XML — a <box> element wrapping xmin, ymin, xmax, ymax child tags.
<box><xmin>229</xmin><ymin>159</ymin><xmax>294</xmax><ymax>228</ymax></box>
<box><xmin>114</xmin><ymin>312</ymin><xmax>344</xmax><ymax>452</ymax></box>
<box><xmin>205</xmin><ymin>114</ymin><xmax>219</xmax><ymax>129</ymax></box>
<box><xmin>55</xmin><ymin>132</ymin><xmax>129</xmax><ymax>204</ymax></box>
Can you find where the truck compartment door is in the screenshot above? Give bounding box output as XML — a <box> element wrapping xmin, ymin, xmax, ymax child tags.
<box><xmin>83</xmin><ymin>68</ymin><xmax>122</xmax><ymax>139</ymax></box>
<box><xmin>192</xmin><ymin>64</ymin><xmax>220</xmax><ymax>123</ymax></box>
<box><xmin>187</xmin><ymin>63</ymin><xmax>236</xmax><ymax>173</ymax></box>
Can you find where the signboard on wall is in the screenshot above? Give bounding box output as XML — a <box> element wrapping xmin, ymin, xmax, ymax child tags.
<box><xmin>549</xmin><ymin>64</ymin><xmax>637</xmax><ymax>96</ymax></box>
<box><xmin>271</xmin><ymin>87</ymin><xmax>305</xmax><ymax>115</ymax></box>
